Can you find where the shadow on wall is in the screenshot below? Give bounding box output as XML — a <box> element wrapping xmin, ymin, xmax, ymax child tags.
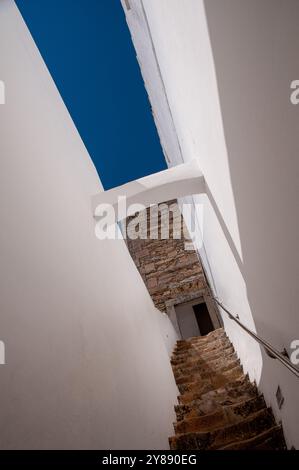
<box><xmin>203</xmin><ymin>0</ymin><xmax>299</xmax><ymax>448</ymax></box>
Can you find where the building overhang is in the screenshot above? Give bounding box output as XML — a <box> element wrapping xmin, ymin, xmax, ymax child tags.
<box><xmin>92</xmin><ymin>159</ymin><xmax>205</xmax><ymax>221</ymax></box>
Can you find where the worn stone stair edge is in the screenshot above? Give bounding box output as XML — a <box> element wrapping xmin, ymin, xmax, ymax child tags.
<box><xmin>173</xmin><ymin>338</ymin><xmax>232</xmax><ymax>356</ymax></box>
<box><xmin>172</xmin><ymin>346</ymin><xmax>236</xmax><ymax>369</ymax></box>
<box><xmin>219</xmin><ymin>425</ymin><xmax>286</xmax><ymax>450</ymax></box>
<box><xmin>169</xmin><ymin>408</ymin><xmax>275</xmax><ymax>450</ymax></box>
<box><xmin>174</xmin><ymin>357</ymin><xmax>240</xmax><ymax>383</ymax></box>
<box><xmin>177</xmin><ymin>374</ymin><xmax>253</xmax><ymax>405</ymax></box>
<box><xmin>174</xmin><ymin>395</ymin><xmax>267</xmax><ymax>434</ymax></box>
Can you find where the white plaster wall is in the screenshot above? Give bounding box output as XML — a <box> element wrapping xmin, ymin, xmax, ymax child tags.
<box><xmin>123</xmin><ymin>0</ymin><xmax>299</xmax><ymax>448</ymax></box>
<box><xmin>155</xmin><ymin>309</ymin><xmax>179</xmax><ymax>357</ymax></box>
<box><xmin>0</xmin><ymin>0</ymin><xmax>178</xmax><ymax>449</ymax></box>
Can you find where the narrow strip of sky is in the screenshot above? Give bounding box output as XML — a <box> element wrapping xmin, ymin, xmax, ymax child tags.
<box><xmin>15</xmin><ymin>0</ymin><xmax>166</xmax><ymax>189</ymax></box>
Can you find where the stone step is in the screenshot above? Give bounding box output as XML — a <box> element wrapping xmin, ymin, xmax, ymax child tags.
<box><xmin>174</xmin><ymin>329</ymin><xmax>226</xmax><ymax>351</ymax></box>
<box><xmin>174</xmin><ymin>333</ymin><xmax>229</xmax><ymax>350</ymax></box>
<box><xmin>174</xmin><ymin>395</ymin><xmax>266</xmax><ymax>434</ymax></box>
<box><xmin>196</xmin><ymin>344</ymin><xmax>235</xmax><ymax>362</ymax></box>
<box><xmin>173</xmin><ymin>337</ymin><xmax>230</xmax><ymax>359</ymax></box>
<box><xmin>178</xmin><ymin>373</ymin><xmax>248</xmax><ymax>405</ymax></box>
<box><xmin>175</xmin><ymin>380</ymin><xmax>258</xmax><ymax>421</ymax></box>
<box><xmin>176</xmin><ymin>359</ymin><xmax>241</xmax><ymax>389</ymax></box>
<box><xmin>187</xmin><ymin>327</ymin><xmax>225</xmax><ymax>343</ymax></box>
<box><xmin>219</xmin><ymin>425</ymin><xmax>286</xmax><ymax>450</ymax></box>
<box><xmin>177</xmin><ymin>365</ymin><xmax>244</xmax><ymax>395</ymax></box>
<box><xmin>206</xmin><ymin>364</ymin><xmax>244</xmax><ymax>387</ymax></box>
<box><xmin>175</xmin><ymin>330</ymin><xmax>223</xmax><ymax>350</ymax></box>
<box><xmin>193</xmin><ymin>342</ymin><xmax>232</xmax><ymax>357</ymax></box>
<box><xmin>175</xmin><ymin>341</ymin><xmax>192</xmax><ymax>349</ymax></box>
<box><xmin>177</xmin><ymin>328</ymin><xmax>224</xmax><ymax>345</ymax></box>
<box><xmin>169</xmin><ymin>408</ymin><xmax>275</xmax><ymax>450</ymax></box>
<box><xmin>173</xmin><ymin>356</ymin><xmax>238</xmax><ymax>382</ymax></box>
<box><xmin>172</xmin><ymin>337</ymin><xmax>231</xmax><ymax>360</ymax></box>
<box><xmin>194</xmin><ymin>359</ymin><xmax>241</xmax><ymax>381</ymax></box>
<box><xmin>209</xmin><ymin>407</ymin><xmax>276</xmax><ymax>450</ymax></box>
<box><xmin>174</xmin><ymin>355</ymin><xmax>239</xmax><ymax>384</ymax></box>
<box><xmin>172</xmin><ymin>346</ymin><xmax>236</xmax><ymax>372</ymax></box>
<box><xmin>178</xmin><ymin>379</ymin><xmax>214</xmax><ymax>404</ymax></box>
<box><xmin>173</xmin><ymin>348</ymin><xmax>237</xmax><ymax>372</ymax></box>
<box><xmin>175</xmin><ymin>338</ymin><xmax>231</xmax><ymax>354</ymax></box>
<box><xmin>171</xmin><ymin>340</ymin><xmax>232</xmax><ymax>366</ymax></box>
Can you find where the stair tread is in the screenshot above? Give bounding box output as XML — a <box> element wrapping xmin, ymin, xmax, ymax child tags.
<box><xmin>173</xmin><ymin>338</ymin><xmax>231</xmax><ymax>358</ymax></box>
<box><xmin>177</xmin><ymin>365</ymin><xmax>244</xmax><ymax>394</ymax></box>
<box><xmin>219</xmin><ymin>425</ymin><xmax>286</xmax><ymax>450</ymax></box>
<box><xmin>169</xmin><ymin>408</ymin><xmax>275</xmax><ymax>450</ymax></box>
<box><xmin>175</xmin><ymin>357</ymin><xmax>240</xmax><ymax>384</ymax></box>
<box><xmin>175</xmin><ymin>381</ymin><xmax>258</xmax><ymax>418</ymax></box>
<box><xmin>178</xmin><ymin>374</ymin><xmax>254</xmax><ymax>405</ymax></box>
<box><xmin>178</xmin><ymin>366</ymin><xmax>245</xmax><ymax>401</ymax></box>
<box><xmin>171</xmin><ymin>345</ymin><xmax>234</xmax><ymax>366</ymax></box>
<box><xmin>175</xmin><ymin>395</ymin><xmax>266</xmax><ymax>432</ymax></box>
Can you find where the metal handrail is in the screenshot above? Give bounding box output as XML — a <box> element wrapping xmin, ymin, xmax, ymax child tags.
<box><xmin>211</xmin><ymin>295</ymin><xmax>299</xmax><ymax>379</ymax></box>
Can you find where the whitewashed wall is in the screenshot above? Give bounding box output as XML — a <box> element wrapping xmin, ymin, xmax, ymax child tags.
<box><xmin>123</xmin><ymin>0</ymin><xmax>299</xmax><ymax>448</ymax></box>
<box><xmin>0</xmin><ymin>0</ymin><xmax>178</xmax><ymax>449</ymax></box>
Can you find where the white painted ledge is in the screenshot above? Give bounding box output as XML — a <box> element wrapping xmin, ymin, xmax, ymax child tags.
<box><xmin>92</xmin><ymin>159</ymin><xmax>205</xmax><ymax>221</ymax></box>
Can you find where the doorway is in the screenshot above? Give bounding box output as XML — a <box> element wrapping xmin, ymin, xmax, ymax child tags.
<box><xmin>193</xmin><ymin>302</ymin><xmax>214</xmax><ymax>336</ymax></box>
<box><xmin>174</xmin><ymin>297</ymin><xmax>219</xmax><ymax>339</ymax></box>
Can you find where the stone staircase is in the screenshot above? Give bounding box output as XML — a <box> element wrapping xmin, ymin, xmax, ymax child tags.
<box><xmin>169</xmin><ymin>328</ymin><xmax>286</xmax><ymax>450</ymax></box>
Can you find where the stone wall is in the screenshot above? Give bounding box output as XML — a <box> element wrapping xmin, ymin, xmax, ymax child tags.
<box><xmin>125</xmin><ymin>200</ymin><xmax>207</xmax><ymax>312</ymax></box>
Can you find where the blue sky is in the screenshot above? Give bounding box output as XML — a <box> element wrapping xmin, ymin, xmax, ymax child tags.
<box><xmin>15</xmin><ymin>0</ymin><xmax>166</xmax><ymax>189</ymax></box>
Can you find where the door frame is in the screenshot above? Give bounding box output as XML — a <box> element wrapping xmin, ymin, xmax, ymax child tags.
<box><xmin>166</xmin><ymin>290</ymin><xmax>222</xmax><ymax>339</ymax></box>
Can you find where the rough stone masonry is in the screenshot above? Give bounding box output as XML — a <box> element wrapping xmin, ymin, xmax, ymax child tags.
<box><xmin>125</xmin><ymin>199</ymin><xmax>207</xmax><ymax>312</ymax></box>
